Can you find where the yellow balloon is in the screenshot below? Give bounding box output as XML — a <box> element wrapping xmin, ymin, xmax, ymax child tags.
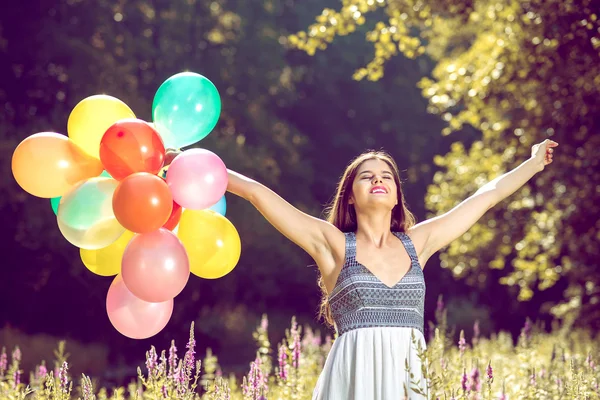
<box><xmin>67</xmin><ymin>95</ymin><xmax>136</xmax><ymax>159</ymax></box>
<box><xmin>177</xmin><ymin>209</ymin><xmax>241</xmax><ymax>279</ymax></box>
<box><xmin>80</xmin><ymin>230</ymin><xmax>135</xmax><ymax>276</ymax></box>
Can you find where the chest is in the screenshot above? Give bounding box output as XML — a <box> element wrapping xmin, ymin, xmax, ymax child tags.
<box><xmin>354</xmin><ymin>242</ymin><xmax>413</xmax><ymax>288</ymax></box>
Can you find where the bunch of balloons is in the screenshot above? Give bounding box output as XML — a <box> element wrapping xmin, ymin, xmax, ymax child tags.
<box><xmin>11</xmin><ymin>72</ymin><xmax>241</xmax><ymax>340</ymax></box>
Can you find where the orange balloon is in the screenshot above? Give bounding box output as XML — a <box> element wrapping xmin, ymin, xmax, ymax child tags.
<box><xmin>112</xmin><ymin>173</ymin><xmax>173</xmax><ymax>233</ymax></box>
<box><xmin>11</xmin><ymin>132</ymin><xmax>103</xmax><ymax>198</ymax></box>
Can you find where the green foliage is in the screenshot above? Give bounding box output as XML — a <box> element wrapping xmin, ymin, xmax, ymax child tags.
<box><xmin>290</xmin><ymin>0</ymin><xmax>600</xmax><ymax>325</ymax></box>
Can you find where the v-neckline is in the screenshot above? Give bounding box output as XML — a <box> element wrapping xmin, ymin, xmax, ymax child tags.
<box><xmin>352</xmin><ymin>232</ymin><xmax>415</xmax><ymax>289</ymax></box>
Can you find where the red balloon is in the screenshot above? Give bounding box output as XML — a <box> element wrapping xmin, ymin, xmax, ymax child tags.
<box><xmin>121</xmin><ymin>229</ymin><xmax>190</xmax><ymax>303</ymax></box>
<box><xmin>163</xmin><ymin>201</ymin><xmax>182</xmax><ymax>231</ymax></box>
<box><xmin>100</xmin><ymin>119</ymin><xmax>165</xmax><ymax>181</ymax></box>
<box><xmin>112</xmin><ymin>172</ymin><xmax>173</xmax><ymax>233</ymax></box>
<box><xmin>106</xmin><ymin>274</ymin><xmax>173</xmax><ymax>339</ymax></box>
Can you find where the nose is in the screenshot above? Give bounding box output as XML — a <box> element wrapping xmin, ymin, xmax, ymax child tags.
<box><xmin>372</xmin><ymin>175</ymin><xmax>383</xmax><ymax>184</ymax></box>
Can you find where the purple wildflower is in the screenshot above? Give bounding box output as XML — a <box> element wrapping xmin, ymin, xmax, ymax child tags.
<box><xmin>82</xmin><ymin>376</ymin><xmax>94</xmax><ymax>400</ymax></box>
<box><xmin>58</xmin><ymin>361</ymin><xmax>69</xmax><ymax>392</ymax></box>
<box><xmin>168</xmin><ymin>340</ymin><xmax>178</xmax><ymax>378</ymax></box>
<box><xmin>182</xmin><ymin>330</ymin><xmax>196</xmax><ymax>383</ymax></box>
<box><xmin>530</xmin><ymin>369</ymin><xmax>536</xmax><ymax>386</ymax></box>
<box><xmin>278</xmin><ymin>344</ymin><xmax>288</xmax><ymax>381</ymax></box>
<box><xmin>458</xmin><ymin>330</ymin><xmax>467</xmax><ymax>355</ymax></box>
<box><xmin>161</xmin><ymin>385</ymin><xmax>168</xmax><ymax>398</ymax></box>
<box><xmin>461</xmin><ymin>369</ymin><xmax>468</xmax><ymax>392</ymax></box>
<box><xmin>522</xmin><ymin>318</ymin><xmax>532</xmax><ymax>340</ymax></box>
<box><xmin>586</xmin><ymin>353</ymin><xmax>595</xmax><ymax>371</ymax></box>
<box><xmin>0</xmin><ymin>348</ymin><xmax>6</xmax><ymax>375</ymax></box>
<box><xmin>473</xmin><ymin>320</ymin><xmax>480</xmax><ymax>345</ymax></box>
<box><xmin>436</xmin><ymin>295</ymin><xmax>444</xmax><ymax>313</ymax></box>
<box><xmin>468</xmin><ymin>367</ymin><xmax>481</xmax><ymax>392</ymax></box>
<box><xmin>146</xmin><ymin>346</ymin><xmax>158</xmax><ymax>376</ymax></box>
<box><xmin>440</xmin><ymin>357</ymin><xmax>448</xmax><ymax>371</ymax></box>
<box><xmin>292</xmin><ymin>333</ymin><xmax>301</xmax><ymax>368</ymax></box>
<box><xmin>13</xmin><ymin>369</ymin><xmax>20</xmax><ymax>388</ymax></box>
<box><xmin>486</xmin><ymin>361</ymin><xmax>493</xmax><ymax>382</ymax></box>
<box><xmin>242</xmin><ymin>376</ymin><xmax>249</xmax><ymax>397</ymax></box>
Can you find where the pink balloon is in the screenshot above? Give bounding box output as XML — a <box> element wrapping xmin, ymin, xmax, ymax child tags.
<box><xmin>106</xmin><ymin>275</ymin><xmax>173</xmax><ymax>339</ymax></box>
<box><xmin>121</xmin><ymin>229</ymin><xmax>190</xmax><ymax>303</ymax></box>
<box><xmin>166</xmin><ymin>148</ymin><xmax>228</xmax><ymax>209</ymax></box>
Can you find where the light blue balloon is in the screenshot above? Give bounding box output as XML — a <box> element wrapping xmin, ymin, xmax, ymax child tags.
<box><xmin>100</xmin><ymin>170</ymin><xmax>112</xmax><ymax>178</ymax></box>
<box><xmin>206</xmin><ymin>195</ymin><xmax>226</xmax><ymax>216</ymax></box>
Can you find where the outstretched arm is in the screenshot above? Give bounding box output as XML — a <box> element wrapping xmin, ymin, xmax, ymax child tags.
<box><xmin>412</xmin><ymin>139</ymin><xmax>558</xmax><ymax>259</ymax></box>
<box><xmin>164</xmin><ymin>149</ymin><xmax>340</xmax><ymax>266</ymax></box>
<box><xmin>227</xmin><ymin>169</ymin><xmax>340</xmax><ymax>264</ymax></box>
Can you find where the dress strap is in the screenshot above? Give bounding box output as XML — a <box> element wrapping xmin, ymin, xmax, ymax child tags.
<box><xmin>344</xmin><ymin>232</ymin><xmax>356</xmax><ymax>262</ymax></box>
<box><xmin>394</xmin><ymin>232</ymin><xmax>420</xmax><ymax>265</ymax></box>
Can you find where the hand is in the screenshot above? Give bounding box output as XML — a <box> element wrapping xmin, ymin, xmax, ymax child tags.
<box><xmin>164</xmin><ymin>148</ymin><xmax>182</xmax><ymax>167</ymax></box>
<box><xmin>531</xmin><ymin>139</ymin><xmax>558</xmax><ymax>172</ymax></box>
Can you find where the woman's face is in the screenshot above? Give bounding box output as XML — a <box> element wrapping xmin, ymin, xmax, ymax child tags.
<box><xmin>349</xmin><ymin>158</ymin><xmax>398</xmax><ymax>211</ymax></box>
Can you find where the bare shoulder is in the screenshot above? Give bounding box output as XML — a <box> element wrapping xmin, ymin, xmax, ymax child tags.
<box><xmin>406</xmin><ymin>224</ymin><xmax>433</xmax><ymax>268</ymax></box>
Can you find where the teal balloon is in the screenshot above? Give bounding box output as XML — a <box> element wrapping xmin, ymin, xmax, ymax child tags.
<box><xmin>100</xmin><ymin>170</ymin><xmax>112</xmax><ymax>178</ymax></box>
<box><xmin>206</xmin><ymin>195</ymin><xmax>226</xmax><ymax>216</ymax></box>
<box><xmin>51</xmin><ymin>196</ymin><xmax>61</xmax><ymax>215</ymax></box>
<box><xmin>152</xmin><ymin>72</ymin><xmax>221</xmax><ymax>148</ymax></box>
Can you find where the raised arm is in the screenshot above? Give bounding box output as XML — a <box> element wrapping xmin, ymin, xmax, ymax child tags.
<box><xmin>412</xmin><ymin>139</ymin><xmax>558</xmax><ymax>260</ymax></box>
<box><xmin>227</xmin><ymin>169</ymin><xmax>341</xmax><ymax>268</ymax></box>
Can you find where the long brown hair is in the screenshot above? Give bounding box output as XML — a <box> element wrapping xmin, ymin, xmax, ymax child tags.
<box><xmin>318</xmin><ymin>150</ymin><xmax>416</xmax><ymax>328</ymax></box>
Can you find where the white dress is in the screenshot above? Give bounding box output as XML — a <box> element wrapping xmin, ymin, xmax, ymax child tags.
<box><xmin>312</xmin><ymin>232</ymin><xmax>429</xmax><ymax>400</ymax></box>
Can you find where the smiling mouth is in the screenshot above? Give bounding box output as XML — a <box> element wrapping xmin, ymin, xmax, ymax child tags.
<box><xmin>370</xmin><ymin>187</ymin><xmax>388</xmax><ymax>194</ymax></box>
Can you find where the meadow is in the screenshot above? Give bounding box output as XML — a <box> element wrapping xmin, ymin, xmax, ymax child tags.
<box><xmin>1</xmin><ymin>303</ymin><xmax>598</xmax><ymax>400</ymax></box>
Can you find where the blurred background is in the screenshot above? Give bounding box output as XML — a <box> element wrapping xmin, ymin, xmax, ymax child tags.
<box><xmin>1</xmin><ymin>0</ymin><xmax>598</xmax><ymax>388</ymax></box>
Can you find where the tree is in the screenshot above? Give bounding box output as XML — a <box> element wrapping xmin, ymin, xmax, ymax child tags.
<box><xmin>289</xmin><ymin>0</ymin><xmax>600</xmax><ymax>327</ymax></box>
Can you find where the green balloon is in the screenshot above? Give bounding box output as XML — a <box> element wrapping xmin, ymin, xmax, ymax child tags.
<box><xmin>152</xmin><ymin>72</ymin><xmax>221</xmax><ymax>149</ymax></box>
<box><xmin>58</xmin><ymin>177</ymin><xmax>116</xmax><ymax>231</ymax></box>
<box><xmin>50</xmin><ymin>196</ymin><xmax>61</xmax><ymax>215</ymax></box>
<box><xmin>50</xmin><ymin>171</ymin><xmax>110</xmax><ymax>216</ymax></box>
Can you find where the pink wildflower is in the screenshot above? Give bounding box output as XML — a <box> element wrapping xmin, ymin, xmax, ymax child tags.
<box><xmin>11</xmin><ymin>348</ymin><xmax>21</xmax><ymax>363</ymax></box>
<box><xmin>486</xmin><ymin>361</ymin><xmax>493</xmax><ymax>382</ymax></box>
<box><xmin>36</xmin><ymin>363</ymin><xmax>48</xmax><ymax>380</ymax></box>
<box><xmin>0</xmin><ymin>348</ymin><xmax>6</xmax><ymax>375</ymax></box>
<box><xmin>278</xmin><ymin>344</ymin><xmax>288</xmax><ymax>381</ymax></box>
<box><xmin>260</xmin><ymin>315</ymin><xmax>268</xmax><ymax>331</ymax></box>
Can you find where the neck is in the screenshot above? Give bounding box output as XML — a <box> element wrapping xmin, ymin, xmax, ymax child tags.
<box><xmin>354</xmin><ymin>210</ymin><xmax>393</xmax><ymax>247</ymax></box>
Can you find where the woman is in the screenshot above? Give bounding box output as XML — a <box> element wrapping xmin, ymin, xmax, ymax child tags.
<box><xmin>167</xmin><ymin>138</ymin><xmax>557</xmax><ymax>399</ymax></box>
